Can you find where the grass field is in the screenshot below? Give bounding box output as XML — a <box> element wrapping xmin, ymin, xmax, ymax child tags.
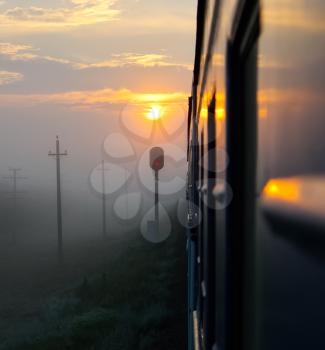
<box><xmin>0</xmin><ymin>219</ymin><xmax>186</xmax><ymax>350</ymax></box>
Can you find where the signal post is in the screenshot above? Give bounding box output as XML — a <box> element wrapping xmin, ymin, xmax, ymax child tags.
<box><xmin>148</xmin><ymin>147</ymin><xmax>164</xmax><ymax>235</ymax></box>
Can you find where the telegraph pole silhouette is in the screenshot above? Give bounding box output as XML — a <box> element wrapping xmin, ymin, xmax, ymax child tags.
<box><xmin>3</xmin><ymin>168</ymin><xmax>27</xmax><ymax>243</ymax></box>
<box><xmin>49</xmin><ymin>136</ymin><xmax>68</xmax><ymax>263</ymax></box>
<box><xmin>97</xmin><ymin>160</ymin><xmax>110</xmax><ymax>238</ymax></box>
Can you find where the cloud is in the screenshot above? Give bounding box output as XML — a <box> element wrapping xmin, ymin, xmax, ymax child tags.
<box><xmin>0</xmin><ymin>42</ymin><xmax>34</xmax><ymax>56</ymax></box>
<box><xmin>0</xmin><ymin>1</ymin><xmax>195</xmax><ymax>35</ymax></box>
<box><xmin>0</xmin><ymin>42</ymin><xmax>78</xmax><ymax>66</ymax></box>
<box><xmin>0</xmin><ymin>42</ymin><xmax>191</xmax><ymax>73</ymax></box>
<box><xmin>0</xmin><ymin>1</ymin><xmax>119</xmax><ymax>32</ymax></box>
<box><xmin>77</xmin><ymin>53</ymin><xmax>191</xmax><ymax>70</ymax></box>
<box><xmin>0</xmin><ymin>70</ymin><xmax>23</xmax><ymax>86</ymax></box>
<box><xmin>0</xmin><ymin>88</ymin><xmax>188</xmax><ymax>109</ymax></box>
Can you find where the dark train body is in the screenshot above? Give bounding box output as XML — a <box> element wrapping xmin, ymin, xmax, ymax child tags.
<box><xmin>186</xmin><ymin>1</ymin><xmax>325</xmax><ymax>349</ymax></box>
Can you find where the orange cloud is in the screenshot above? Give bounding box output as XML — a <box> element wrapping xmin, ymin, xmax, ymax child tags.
<box><xmin>0</xmin><ymin>70</ymin><xmax>23</xmax><ymax>85</ymax></box>
<box><xmin>0</xmin><ymin>42</ymin><xmax>190</xmax><ymax>71</ymax></box>
<box><xmin>77</xmin><ymin>53</ymin><xmax>191</xmax><ymax>70</ymax></box>
<box><xmin>0</xmin><ymin>42</ymin><xmax>75</xmax><ymax>66</ymax></box>
<box><xmin>0</xmin><ymin>1</ymin><xmax>119</xmax><ymax>32</ymax></box>
<box><xmin>0</xmin><ymin>88</ymin><xmax>188</xmax><ymax>109</ymax></box>
<box><xmin>0</xmin><ymin>42</ymin><xmax>34</xmax><ymax>55</ymax></box>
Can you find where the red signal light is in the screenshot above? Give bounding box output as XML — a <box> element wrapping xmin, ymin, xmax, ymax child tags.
<box><xmin>150</xmin><ymin>147</ymin><xmax>164</xmax><ymax>171</ymax></box>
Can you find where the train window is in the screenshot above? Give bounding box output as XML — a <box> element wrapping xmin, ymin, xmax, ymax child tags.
<box><xmin>257</xmin><ymin>2</ymin><xmax>325</xmax><ymax>349</ymax></box>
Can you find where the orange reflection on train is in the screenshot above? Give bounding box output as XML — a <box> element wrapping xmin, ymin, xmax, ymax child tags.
<box><xmin>263</xmin><ymin>178</ymin><xmax>301</xmax><ymax>202</ymax></box>
<box><xmin>263</xmin><ymin>176</ymin><xmax>325</xmax><ymax>217</ymax></box>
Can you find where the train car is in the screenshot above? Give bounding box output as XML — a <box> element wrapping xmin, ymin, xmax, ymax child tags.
<box><xmin>186</xmin><ymin>1</ymin><xmax>325</xmax><ymax>350</ymax></box>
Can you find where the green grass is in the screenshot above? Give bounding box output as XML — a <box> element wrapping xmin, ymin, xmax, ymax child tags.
<box><xmin>0</xmin><ymin>222</ymin><xmax>186</xmax><ymax>350</ymax></box>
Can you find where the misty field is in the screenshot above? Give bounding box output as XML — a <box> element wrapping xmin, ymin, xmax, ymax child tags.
<box><xmin>0</xmin><ymin>220</ymin><xmax>186</xmax><ymax>350</ymax></box>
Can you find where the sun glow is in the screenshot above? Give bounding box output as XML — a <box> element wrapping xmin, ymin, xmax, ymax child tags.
<box><xmin>146</xmin><ymin>105</ymin><xmax>162</xmax><ymax>120</ymax></box>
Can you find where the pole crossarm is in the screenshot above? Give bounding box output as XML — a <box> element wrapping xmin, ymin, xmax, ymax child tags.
<box><xmin>48</xmin><ymin>151</ymin><xmax>68</xmax><ymax>156</ymax></box>
<box><xmin>2</xmin><ymin>168</ymin><xmax>27</xmax><ymax>189</ymax></box>
<box><xmin>3</xmin><ymin>168</ymin><xmax>27</xmax><ymax>180</ymax></box>
<box><xmin>48</xmin><ymin>135</ymin><xmax>68</xmax><ymax>158</ymax></box>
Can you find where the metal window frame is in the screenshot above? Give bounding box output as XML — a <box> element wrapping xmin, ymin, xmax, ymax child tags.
<box><xmin>225</xmin><ymin>1</ymin><xmax>261</xmax><ymax>350</ymax></box>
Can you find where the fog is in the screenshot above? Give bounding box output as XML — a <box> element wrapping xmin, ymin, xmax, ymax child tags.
<box><xmin>0</xmin><ymin>101</ymin><xmax>187</xmax><ymax>237</ymax></box>
<box><xmin>0</xmin><ymin>99</ymin><xmax>188</xmax><ymax>345</ymax></box>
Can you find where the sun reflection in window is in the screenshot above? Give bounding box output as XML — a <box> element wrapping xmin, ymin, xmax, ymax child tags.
<box><xmin>263</xmin><ymin>178</ymin><xmax>300</xmax><ymax>202</ymax></box>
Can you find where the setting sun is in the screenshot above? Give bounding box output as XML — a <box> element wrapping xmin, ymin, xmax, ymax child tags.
<box><xmin>146</xmin><ymin>105</ymin><xmax>162</xmax><ymax>120</ymax></box>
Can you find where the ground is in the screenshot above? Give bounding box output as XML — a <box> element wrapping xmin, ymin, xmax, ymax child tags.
<box><xmin>0</xmin><ymin>220</ymin><xmax>186</xmax><ymax>350</ymax></box>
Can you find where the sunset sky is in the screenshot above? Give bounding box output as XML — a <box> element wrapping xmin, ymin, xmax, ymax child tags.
<box><xmin>1</xmin><ymin>1</ymin><xmax>323</xmax><ymax>185</ymax></box>
<box><xmin>0</xmin><ymin>1</ymin><xmax>196</xmax><ymax>190</ymax></box>
<box><xmin>0</xmin><ymin>0</ymin><xmax>196</xmax><ymax>106</ymax></box>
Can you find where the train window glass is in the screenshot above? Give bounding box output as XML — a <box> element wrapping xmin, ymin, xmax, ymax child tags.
<box><xmin>257</xmin><ymin>1</ymin><xmax>325</xmax><ymax>349</ymax></box>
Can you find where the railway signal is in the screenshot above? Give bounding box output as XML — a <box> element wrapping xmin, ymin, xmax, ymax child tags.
<box><xmin>148</xmin><ymin>147</ymin><xmax>164</xmax><ymax>235</ymax></box>
<box><xmin>48</xmin><ymin>136</ymin><xmax>68</xmax><ymax>264</ymax></box>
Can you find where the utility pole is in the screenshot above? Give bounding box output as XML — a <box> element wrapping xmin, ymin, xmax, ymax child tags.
<box><xmin>3</xmin><ymin>168</ymin><xmax>27</xmax><ymax>243</ymax></box>
<box><xmin>97</xmin><ymin>160</ymin><xmax>110</xmax><ymax>238</ymax></box>
<box><xmin>49</xmin><ymin>136</ymin><xmax>68</xmax><ymax>263</ymax></box>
